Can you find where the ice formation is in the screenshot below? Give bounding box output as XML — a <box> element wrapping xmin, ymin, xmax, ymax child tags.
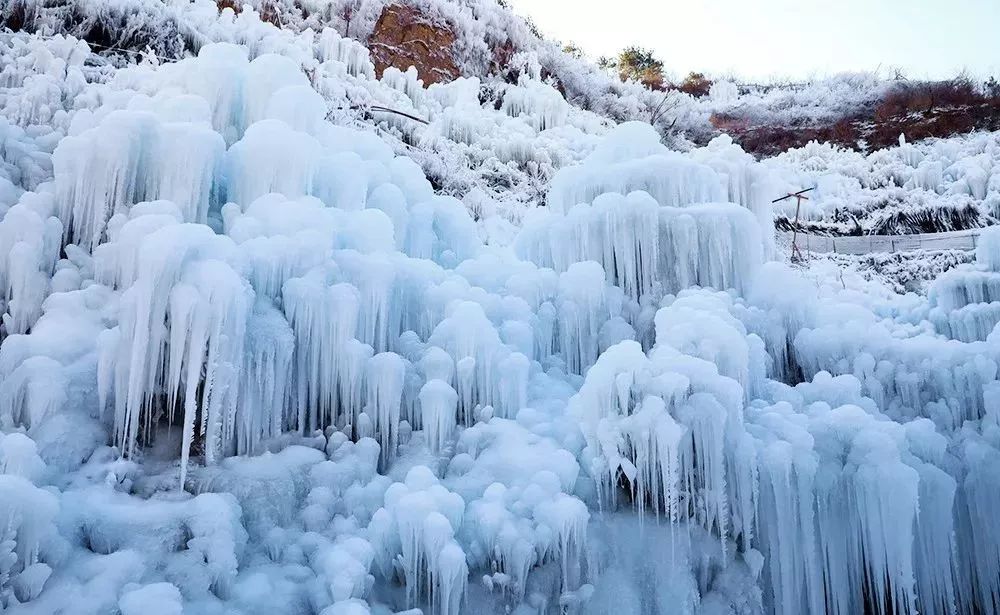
<box><xmin>928</xmin><ymin>227</ymin><xmax>1000</xmax><ymax>342</ymax></box>
<box><xmin>0</xmin><ymin>18</ymin><xmax>998</xmax><ymax>615</ymax></box>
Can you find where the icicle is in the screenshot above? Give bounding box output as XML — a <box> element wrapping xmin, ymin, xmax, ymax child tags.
<box><xmin>317</xmin><ymin>28</ymin><xmax>376</xmax><ymax>79</ymax></box>
<box><xmin>369</xmin><ymin>466</ymin><xmax>467</xmax><ymax>615</ymax></box>
<box><xmin>283</xmin><ymin>271</ymin><xmax>363</xmax><ymax>432</ymax></box>
<box><xmin>53</xmin><ymin>111</ymin><xmax>224</xmax><ymax>249</ymax></box>
<box><xmin>420</xmin><ymin>379</ymin><xmax>458</xmax><ymax>455</ymax></box>
<box><xmin>495</xmin><ymin>352</ymin><xmax>529</xmax><ymax>419</ymax></box>
<box><xmin>516</xmin><ymin>198</ymin><xmax>764</xmax><ymax>300</ymax></box>
<box><xmin>546</xmin><ymin>123</ymin><xmax>727</xmax><ymax>215</ymax></box>
<box><xmin>420</xmin><ymin>346</ymin><xmax>455</xmax><ymax>385</ymax></box>
<box><xmin>428</xmin><ymin>302</ymin><xmax>506</xmax><ymax>419</ymax></box>
<box><xmin>500</xmin><ymin>77</ymin><xmax>569</xmax><ymax>132</ymax></box>
<box><xmin>235</xmin><ymin>299</ymin><xmax>295</xmax><ymax>456</ymax></box>
<box><xmin>533</xmin><ymin>491</ymin><xmax>589</xmax><ymax>590</ymax></box>
<box><xmin>557</xmin><ymin>261</ymin><xmax>616</xmax><ymax>374</ymax></box>
<box><xmin>225</xmin><ymin>119</ymin><xmax>321</xmax><ymax>206</ymax></box>
<box><xmin>99</xmin><ymin>220</ymin><xmax>250</xmax><ymax>483</ymax></box>
<box><xmin>366</xmin><ymin>352</ymin><xmax>406</xmax><ymax>467</ymax></box>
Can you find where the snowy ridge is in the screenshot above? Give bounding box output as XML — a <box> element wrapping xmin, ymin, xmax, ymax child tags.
<box><xmin>0</xmin><ymin>22</ymin><xmax>998</xmax><ymax>615</ymax></box>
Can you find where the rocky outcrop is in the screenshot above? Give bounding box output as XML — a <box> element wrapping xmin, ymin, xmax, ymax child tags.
<box><xmin>367</xmin><ymin>2</ymin><xmax>459</xmax><ymax>85</ymax></box>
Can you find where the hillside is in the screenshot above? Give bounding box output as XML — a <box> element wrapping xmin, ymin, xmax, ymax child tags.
<box><xmin>0</xmin><ymin>2</ymin><xmax>999</xmax><ymax>615</ymax></box>
<box><xmin>4</xmin><ymin>0</ymin><xmax>1000</xmax><ymax>242</ymax></box>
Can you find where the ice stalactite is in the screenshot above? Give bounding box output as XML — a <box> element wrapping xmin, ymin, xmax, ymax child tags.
<box><xmin>336</xmin><ymin>252</ymin><xmax>398</xmax><ymax>354</ymax></box>
<box><xmin>223</xmin><ymin>194</ymin><xmax>396</xmax><ymax>300</ymax></box>
<box><xmin>154</xmin><ymin>43</ymin><xmax>251</xmax><ymax>142</ymax></box>
<box><xmin>366</xmin><ymin>352</ymin><xmax>406</xmax><ymax>468</ymax></box>
<box><xmin>164</xmin><ymin>257</ymin><xmax>252</xmax><ymax>478</ymax></box>
<box><xmin>424</xmin><ymin>78</ymin><xmax>486</xmax><ymax>147</ymax></box>
<box><xmin>420</xmin><ymin>346</ymin><xmax>455</xmax><ymax>385</ymax></box>
<box><xmin>420</xmin><ymin>379</ymin><xmax>458</xmax><ymax>454</ymax></box>
<box><xmin>546</xmin><ymin>122</ymin><xmax>728</xmax><ymax>215</ymax></box>
<box><xmin>744</xmin><ymin>397</ymin><xmax>963</xmax><ymax>615</ymax></box>
<box><xmin>545</xmin><ymin>191</ymin><xmax>660</xmax><ymax>299</ymax></box>
<box><xmin>464</xmin><ymin>483</ymin><xmax>539</xmax><ymax>599</ymax></box>
<box><xmin>956</xmin><ymin>434</ymin><xmax>1000</xmax><ymax>615</ymax></box>
<box><xmin>517</xmin><ymin>195</ymin><xmax>764</xmax><ymax>301</ymax></box>
<box><xmin>266</xmin><ymin>85</ymin><xmax>330</xmax><ymax>136</ymax></box>
<box><xmin>0</xmin><ymin>192</ymin><xmax>62</xmax><ymax>336</ymax></box>
<box><xmin>225</xmin><ymin>119</ymin><xmax>322</xmax><ymax>206</ymax></box>
<box><xmin>745</xmin><ymin>405</ymin><xmax>821</xmax><ymax>615</ymax></box>
<box><xmin>912</xmin><ymin>459</ymin><xmax>958</xmax><ymax>615</ymax></box>
<box><xmin>659</xmin><ymin>205</ymin><xmax>764</xmax><ymax>297</ymax></box>
<box><xmin>569</xmin><ymin>339</ymin><xmax>739</xmax><ymax>531</ymax></box>
<box><xmin>283</xmin><ymin>271</ymin><xmax>362</xmax><ymax>434</ymax></box>
<box><xmin>556</xmin><ymin>261</ymin><xmax>621</xmax><ymax>375</ymax></box>
<box><xmin>428</xmin><ymin>301</ymin><xmax>530</xmax><ymax>421</ymax></box>
<box><xmin>0</xmin><ymin>475</ymin><xmax>58</xmax><ymax>608</ymax></box>
<box><xmin>928</xmin><ymin>227</ymin><xmax>1000</xmax><ymax>342</ymax></box>
<box><xmin>313</xmin><ymin>540</ymin><xmax>377</xmax><ymax>608</ymax></box>
<box><xmin>794</xmin><ymin>319</ymin><xmax>999</xmax><ymax>431</ymax></box>
<box><xmin>7</xmin><ymin>32</ymin><xmax>1000</xmax><ymax>615</ymax></box>
<box><xmin>0</xmin><ymin>356</ymin><xmax>66</xmax><ymax>431</ymax></box>
<box><xmin>655</xmin><ymin>292</ymin><xmax>764</xmax><ymax>401</ymax></box>
<box><xmin>532</xmin><ymin>484</ymin><xmax>591</xmax><ymax>591</ymax></box>
<box><xmin>317</xmin><ymin>28</ymin><xmax>376</xmax><ymax>80</ymax></box>
<box><xmin>501</xmin><ymin>77</ymin><xmax>569</xmax><ymax>132</ymax></box>
<box><xmin>690</xmin><ymin>134</ymin><xmax>779</xmax><ymax>257</ymax></box>
<box><xmin>154</xmin><ymin>46</ymin><xmax>312</xmax><ymax>145</ymax></box>
<box><xmin>380</xmin><ymin>67</ymin><xmax>425</xmax><ymax>111</ymax></box>
<box><xmin>53</xmin><ymin>111</ymin><xmax>225</xmax><ymax>250</ymax></box>
<box><xmin>369</xmin><ymin>467</ymin><xmax>468</xmax><ymax>615</ymax></box>
<box><xmin>97</xmin><ymin>217</ymin><xmax>251</xmax><ymax>483</ymax></box>
<box><xmin>818</xmin><ymin>410</ymin><xmax>920</xmax><ymax>615</ymax></box>
<box><xmin>235</xmin><ymin>299</ymin><xmax>295</xmax><ymax>456</ymax></box>
<box><xmin>0</xmin><ymin>432</ymin><xmax>46</xmax><ymax>481</ymax></box>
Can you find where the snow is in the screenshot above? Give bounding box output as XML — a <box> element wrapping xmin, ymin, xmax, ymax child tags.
<box><xmin>118</xmin><ymin>582</ymin><xmax>183</xmax><ymax>615</ymax></box>
<box><xmin>762</xmin><ymin>132</ymin><xmax>1000</xmax><ymax>235</ymax></box>
<box><xmin>0</xmin><ymin>10</ymin><xmax>997</xmax><ymax>615</ymax></box>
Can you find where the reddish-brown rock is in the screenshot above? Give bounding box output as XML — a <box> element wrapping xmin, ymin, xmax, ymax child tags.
<box><xmin>368</xmin><ymin>3</ymin><xmax>460</xmax><ymax>85</ymax></box>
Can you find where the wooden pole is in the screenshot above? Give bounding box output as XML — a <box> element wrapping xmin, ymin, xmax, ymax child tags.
<box><xmin>772</xmin><ymin>187</ymin><xmax>815</xmax><ymax>264</ymax></box>
<box><xmin>791</xmin><ymin>194</ymin><xmax>804</xmax><ymax>262</ymax></box>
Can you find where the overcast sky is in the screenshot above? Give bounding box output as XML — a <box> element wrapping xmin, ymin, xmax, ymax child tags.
<box><xmin>506</xmin><ymin>0</ymin><xmax>1000</xmax><ymax>80</ymax></box>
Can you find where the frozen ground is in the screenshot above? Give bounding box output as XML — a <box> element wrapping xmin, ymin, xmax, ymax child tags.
<box><xmin>0</xmin><ymin>12</ymin><xmax>998</xmax><ymax>615</ymax></box>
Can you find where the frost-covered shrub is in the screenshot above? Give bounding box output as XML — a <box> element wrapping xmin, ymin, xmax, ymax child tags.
<box><xmin>764</xmin><ymin>131</ymin><xmax>1000</xmax><ymax>234</ymax></box>
<box><xmin>2</xmin><ymin>0</ymin><xmax>195</xmax><ymax>61</ymax></box>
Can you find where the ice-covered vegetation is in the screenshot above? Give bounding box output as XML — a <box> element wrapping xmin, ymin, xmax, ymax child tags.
<box><xmin>0</xmin><ymin>3</ymin><xmax>999</xmax><ymax>614</ymax></box>
<box><xmin>766</xmin><ymin>133</ymin><xmax>1000</xmax><ymax>235</ymax></box>
<box><xmin>4</xmin><ymin>0</ymin><xmax>997</xmax><ymax>234</ymax></box>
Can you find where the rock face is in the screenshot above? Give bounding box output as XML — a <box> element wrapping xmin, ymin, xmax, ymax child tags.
<box><xmin>368</xmin><ymin>2</ymin><xmax>460</xmax><ymax>85</ymax></box>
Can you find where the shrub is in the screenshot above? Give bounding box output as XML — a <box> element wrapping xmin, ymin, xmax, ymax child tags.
<box><xmin>677</xmin><ymin>72</ymin><xmax>712</xmax><ymax>98</ymax></box>
<box><xmin>606</xmin><ymin>46</ymin><xmax>665</xmax><ymax>90</ymax></box>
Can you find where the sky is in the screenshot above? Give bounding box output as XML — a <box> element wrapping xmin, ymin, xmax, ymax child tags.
<box><xmin>505</xmin><ymin>0</ymin><xmax>1000</xmax><ymax>81</ymax></box>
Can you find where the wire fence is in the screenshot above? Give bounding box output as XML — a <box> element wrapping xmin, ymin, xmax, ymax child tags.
<box><xmin>778</xmin><ymin>228</ymin><xmax>986</xmax><ymax>256</ymax></box>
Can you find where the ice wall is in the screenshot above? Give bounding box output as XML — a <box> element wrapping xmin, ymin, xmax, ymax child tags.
<box><xmin>0</xmin><ymin>37</ymin><xmax>998</xmax><ymax>615</ymax></box>
<box><xmin>928</xmin><ymin>227</ymin><xmax>1000</xmax><ymax>342</ymax></box>
<box><xmin>545</xmin><ymin>123</ymin><xmax>775</xmax><ymax>236</ymax></box>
